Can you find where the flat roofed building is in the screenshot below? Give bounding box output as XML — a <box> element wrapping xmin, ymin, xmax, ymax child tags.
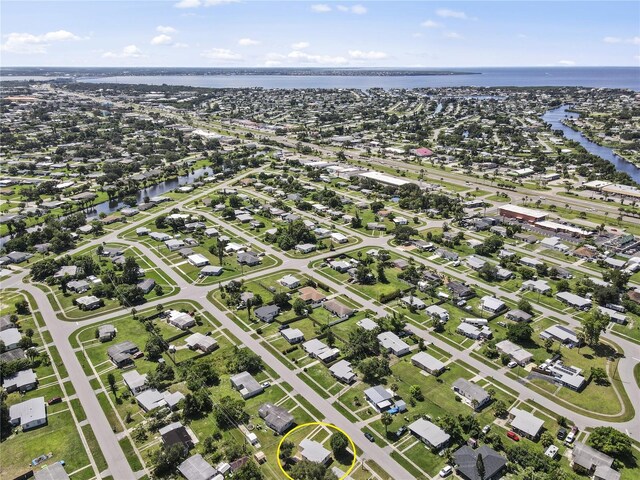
<box><xmin>509</xmin><ymin>408</ymin><xmax>544</xmax><ymax>439</ymax></box>
<box><xmin>495</xmin><ymin>340</ymin><xmax>533</xmax><ymax>366</ymax></box>
<box><xmin>330</xmin><ymin>360</ymin><xmax>356</xmax><ymax>383</ymax></box>
<box><xmin>122</xmin><ymin>370</ymin><xmax>148</xmax><ymax>394</ymax></box>
<box><xmin>452</xmin><ymin>378</ymin><xmax>490</xmax><ymax>410</ymax></box>
<box><xmin>9</xmin><ymin>397</ymin><xmax>47</xmax><ymax>430</ymax></box>
<box><xmin>230</xmin><ymin>371</ymin><xmax>263</xmax><ymax>399</ymax></box>
<box><xmin>499</xmin><ymin>204</ymin><xmax>547</xmax><ymax>223</ymax></box>
<box><xmin>299</xmin><ymin>439</ymin><xmax>331</xmax><ymax>465</ymax></box>
<box><xmin>167</xmin><ymin>310</ymin><xmax>196</xmax><ymax>330</ymax></box>
<box><xmin>408</xmin><ymin>418</ymin><xmax>450</xmax><ymax>450</ymax></box>
<box><xmin>34</xmin><ymin>462</ymin><xmax>70</xmax><ymax>480</ymax></box>
<box><xmin>178</xmin><ymin>454</ymin><xmax>217</xmax><ymax>480</ymax></box>
<box><xmin>258</xmin><ymin>402</ymin><xmax>295</xmax><ymax>434</ymax></box>
<box><xmin>281</xmin><ymin>328</ymin><xmax>305</xmax><ymax>344</ymax></box>
<box><xmin>2</xmin><ymin>368</ymin><xmax>38</xmax><ymax>393</ymax></box>
<box><xmin>572</xmin><ymin>442</ymin><xmax>614</xmax><ymax>474</ymax></box>
<box><xmin>377</xmin><ymin>331</ymin><xmax>410</xmax><ymax>356</ymax></box>
<box><xmin>185</xmin><ymin>332</ymin><xmax>218</xmax><ymax>353</ymax></box>
<box><xmin>411</xmin><ymin>351</ymin><xmax>445</xmax><ymax>375</ymax></box>
<box><xmin>302</xmin><ymin>339</ymin><xmax>340</xmax><ymax>362</ymax></box>
<box><xmin>540</xmin><ymin>325</ymin><xmax>580</xmax><ymax>346</ymax></box>
<box><xmin>364</xmin><ymin>385</ymin><xmax>394</xmax><ymax>411</ymax></box>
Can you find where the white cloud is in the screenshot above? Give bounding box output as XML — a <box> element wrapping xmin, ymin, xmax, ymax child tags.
<box><xmin>604</xmin><ymin>36</ymin><xmax>640</xmax><ymax>45</ymax></box>
<box><xmin>349</xmin><ymin>49</ymin><xmax>388</xmax><ymax>59</ymax></box>
<box><xmin>174</xmin><ymin>42</ymin><xmax>189</xmax><ymax>48</ymax></box>
<box><xmin>444</xmin><ymin>32</ymin><xmax>463</xmax><ymax>40</ymax></box>
<box><xmin>557</xmin><ymin>60</ymin><xmax>576</xmax><ymax>66</ymax></box>
<box><xmin>201</xmin><ymin>47</ymin><xmax>242</xmax><ymax>60</ymax></box>
<box><xmin>151</xmin><ymin>34</ymin><xmax>173</xmax><ymax>45</ymax></box>
<box><xmin>287</xmin><ymin>50</ymin><xmax>347</xmax><ymax>65</ymax></box>
<box><xmin>175</xmin><ymin>0</ymin><xmax>238</xmax><ymax>8</ymax></box>
<box><xmin>1</xmin><ymin>29</ymin><xmax>80</xmax><ymax>54</ymax></box>
<box><xmin>436</xmin><ymin>8</ymin><xmax>470</xmax><ymax>19</ymax></box>
<box><xmin>238</xmin><ymin>38</ymin><xmax>260</xmax><ymax>46</ymax></box>
<box><xmin>420</xmin><ymin>20</ymin><xmax>441</xmax><ymax>28</ymax></box>
<box><xmin>157</xmin><ymin>25</ymin><xmax>177</xmax><ymax>34</ymax></box>
<box><xmin>264</xmin><ymin>60</ymin><xmax>282</xmax><ymax>67</ymax></box>
<box><xmin>335</xmin><ymin>4</ymin><xmax>367</xmax><ymax>14</ymax></box>
<box><xmin>102</xmin><ymin>44</ymin><xmax>145</xmax><ymax>58</ymax></box>
<box><xmin>291</xmin><ymin>41</ymin><xmax>310</xmax><ymax>50</ymax></box>
<box><xmin>351</xmin><ymin>4</ymin><xmax>367</xmax><ymax>15</ymax></box>
<box><xmin>311</xmin><ymin>4</ymin><xmax>331</xmax><ymax>13</ymax></box>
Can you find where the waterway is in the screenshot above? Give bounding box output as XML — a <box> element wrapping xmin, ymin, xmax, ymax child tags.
<box><xmin>0</xmin><ymin>167</ymin><xmax>215</xmax><ymax>247</ymax></box>
<box><xmin>542</xmin><ymin>105</ymin><xmax>640</xmax><ymax>183</ymax></box>
<box><xmin>3</xmin><ymin>67</ymin><xmax>639</xmax><ymax>90</ymax></box>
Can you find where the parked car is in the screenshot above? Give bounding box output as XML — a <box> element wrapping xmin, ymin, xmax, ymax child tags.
<box><xmin>557</xmin><ymin>428</ymin><xmax>567</xmax><ymax>440</ymax></box>
<box><xmin>508</xmin><ymin>361</ymin><xmax>517</xmax><ymax>368</ymax></box>
<box><xmin>278</xmin><ymin>324</ymin><xmax>290</xmax><ymax>331</ymax></box>
<box><xmin>482</xmin><ymin>425</ymin><xmax>491</xmax><ymax>435</ymax></box>
<box><xmin>48</xmin><ymin>397</ymin><xmax>62</xmax><ymax>405</ymax></box>
<box><xmin>364</xmin><ymin>432</ymin><xmax>375</xmax><ymax>442</ymax></box>
<box><xmin>261</xmin><ymin>382</ymin><xmax>271</xmax><ymax>388</ymax></box>
<box><xmin>507</xmin><ymin>431</ymin><xmax>520</xmax><ymax>441</ymax></box>
<box><xmin>132</xmin><ymin>351</ymin><xmax>144</xmax><ymax>359</ymax></box>
<box><xmin>396</xmin><ymin>426</ymin><xmax>407</xmax><ymax>438</ymax></box>
<box><xmin>439</xmin><ymin>465</ymin><xmax>453</xmax><ymax>477</ymax></box>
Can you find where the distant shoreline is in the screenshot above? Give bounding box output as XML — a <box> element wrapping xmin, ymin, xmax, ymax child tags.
<box><xmin>0</xmin><ymin>67</ymin><xmax>480</xmax><ymax>77</ymax></box>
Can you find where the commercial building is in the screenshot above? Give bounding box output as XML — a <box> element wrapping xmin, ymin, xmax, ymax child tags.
<box><xmin>499</xmin><ymin>204</ymin><xmax>547</xmax><ymax>223</ymax></box>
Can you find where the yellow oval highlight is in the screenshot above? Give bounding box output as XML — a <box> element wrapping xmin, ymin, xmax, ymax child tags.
<box><xmin>276</xmin><ymin>421</ymin><xmax>357</xmax><ymax>480</ymax></box>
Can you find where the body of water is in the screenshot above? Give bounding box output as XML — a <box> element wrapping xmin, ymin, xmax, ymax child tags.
<box><xmin>542</xmin><ymin>105</ymin><xmax>640</xmax><ymax>183</ymax></box>
<box><xmin>0</xmin><ymin>167</ymin><xmax>214</xmax><ymax>247</ymax></box>
<box><xmin>3</xmin><ymin>67</ymin><xmax>639</xmax><ymax>90</ymax></box>
<box><xmin>70</xmin><ymin>67</ymin><xmax>640</xmax><ymax>90</ymax></box>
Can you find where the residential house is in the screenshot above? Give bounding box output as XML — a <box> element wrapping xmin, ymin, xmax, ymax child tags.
<box><xmin>2</xmin><ymin>369</ymin><xmax>38</xmax><ymax>393</ymax></box>
<box><xmin>323</xmin><ymin>299</ymin><xmax>354</xmax><ymax>320</ymax></box>
<box><xmin>556</xmin><ymin>291</ymin><xmax>592</xmax><ymax>311</ymax></box>
<box><xmin>364</xmin><ymin>385</ymin><xmax>394</xmax><ymax>412</ymax></box>
<box><xmin>258</xmin><ymin>403</ymin><xmax>295</xmax><ymax>435</ymax></box>
<box><xmin>572</xmin><ymin>442</ymin><xmax>616</xmax><ymax>477</ymax></box>
<box><xmin>452</xmin><ymin>378</ymin><xmax>491</xmax><ymax>410</ymax></box>
<box><xmin>75</xmin><ymin>295</ymin><xmax>102</xmax><ymax>310</ymax></box>
<box><xmin>400</xmin><ymin>296</ymin><xmax>426</xmax><ymax>310</ymax></box>
<box><xmin>237</xmin><ymin>251</ymin><xmax>261</xmax><ymax>266</ymax></box>
<box><xmin>107</xmin><ymin>341</ymin><xmax>139</xmax><ymax>368</ymax></box>
<box><xmin>447</xmin><ymin>281</ymin><xmax>475</xmax><ymax>299</ymax></box>
<box><xmin>425</xmin><ymin>304</ymin><xmax>449</xmax><ymax>322</ymax></box>
<box><xmin>185</xmin><ymin>332</ymin><xmax>218</xmax><ymax>353</ymax></box>
<box><xmin>188</xmin><ymin>254</ymin><xmax>209</xmax><ymax>267</ymax></box>
<box><xmin>298</xmin><ymin>287</ymin><xmax>326</xmax><ymax>307</ymax></box>
<box><xmin>281</xmin><ymin>328</ymin><xmax>304</xmax><ymax>344</ymax></box>
<box><xmin>481</xmin><ymin>296</ymin><xmax>507</xmax><ymax>314</ymax></box>
<box><xmin>411</xmin><ymin>352</ymin><xmax>445</xmax><ymax>375</ymax></box>
<box><xmin>299</xmin><ymin>439</ymin><xmax>331</xmax><ymax>465</ymax></box>
<box><xmin>302</xmin><ymin>339</ymin><xmax>340</xmax><ymax>362</ymax></box>
<box><xmin>279</xmin><ymin>275</ymin><xmax>300</xmax><ymax>289</ymax></box>
<box><xmin>160</xmin><ymin>422</ymin><xmax>194</xmax><ymax>452</ymax></box>
<box><xmin>509</xmin><ymin>408</ymin><xmax>544</xmax><ymax>440</ymax></box>
<box><xmin>506</xmin><ymin>309</ymin><xmax>532</xmax><ymax>323</ymax></box>
<box><xmin>137</xmin><ymin>278</ymin><xmax>155</xmax><ymax>294</ymax></box>
<box><xmin>330</xmin><ymin>360</ymin><xmax>356</xmax><ymax>384</ymax></box>
<box><xmin>408</xmin><ymin>418</ymin><xmax>450</xmax><ymax>450</ymax></box>
<box><xmin>454</xmin><ymin>445</ymin><xmax>507</xmax><ymax>480</ymax></box>
<box><xmin>457</xmin><ymin>323</ymin><xmax>492</xmax><ymax>340</ymax></box>
<box><xmin>167</xmin><ymin>310</ymin><xmax>196</xmax><ymax>330</ymax></box>
<box><xmin>540</xmin><ymin>325</ymin><xmax>580</xmax><ymax>347</ymax></box>
<box><xmin>200</xmin><ymin>266</ymin><xmax>223</xmax><ymax>276</ymax></box>
<box><xmin>0</xmin><ymin>328</ymin><xmax>22</xmax><ymax>350</ymax></box>
<box><xmin>377</xmin><ymin>331</ymin><xmax>410</xmax><ymax>356</ymax></box>
<box><xmin>496</xmin><ymin>340</ymin><xmax>533</xmax><ymax>366</ymax></box>
<box><xmin>230</xmin><ymin>372</ymin><xmax>263</xmax><ymax>399</ymax></box>
<box><xmin>9</xmin><ymin>397</ymin><xmax>47</xmax><ymax>430</ymax></box>
<box><xmin>254</xmin><ymin>305</ymin><xmax>280</xmax><ymax>323</ymax></box>
<box><xmin>122</xmin><ymin>370</ymin><xmax>148</xmax><ymax>394</ymax></box>
<box><xmin>178</xmin><ymin>454</ymin><xmax>217</xmax><ymax>480</ymax></box>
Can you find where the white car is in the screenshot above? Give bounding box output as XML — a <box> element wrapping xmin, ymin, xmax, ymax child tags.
<box><xmin>439</xmin><ymin>465</ymin><xmax>453</xmax><ymax>477</ymax></box>
<box><xmin>508</xmin><ymin>361</ymin><xmax>517</xmax><ymax>368</ymax></box>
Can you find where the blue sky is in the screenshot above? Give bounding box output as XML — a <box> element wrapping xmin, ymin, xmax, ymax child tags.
<box><xmin>1</xmin><ymin>1</ymin><xmax>639</xmax><ymax>67</ymax></box>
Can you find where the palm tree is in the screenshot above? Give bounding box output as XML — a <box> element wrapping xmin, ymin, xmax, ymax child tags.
<box><xmin>381</xmin><ymin>412</ymin><xmax>393</xmax><ymax>434</ymax></box>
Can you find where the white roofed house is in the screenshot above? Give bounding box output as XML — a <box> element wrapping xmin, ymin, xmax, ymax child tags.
<box><xmin>187</xmin><ymin>254</ymin><xmax>209</xmax><ymax>267</ymax></box>
<box><xmin>330</xmin><ymin>232</ymin><xmax>348</xmax><ymax>244</ymax></box>
<box><xmin>185</xmin><ymin>332</ymin><xmax>218</xmax><ymax>353</ymax></box>
<box><xmin>400</xmin><ymin>296</ymin><xmax>426</xmax><ymax>310</ymax></box>
<box><xmin>452</xmin><ymin>378</ymin><xmax>491</xmax><ymax>410</ymax></box>
<box><xmin>9</xmin><ymin>397</ymin><xmax>47</xmax><ymax>431</ymax></box>
<box><xmin>556</xmin><ymin>291</ymin><xmax>592</xmax><ymax>311</ymax></box>
<box><xmin>299</xmin><ymin>439</ymin><xmax>331</xmax><ymax>465</ymax></box>
<box><xmin>281</xmin><ymin>328</ymin><xmax>305</xmax><ymax>344</ymax></box>
<box><xmin>408</xmin><ymin>418</ymin><xmax>450</xmax><ymax>451</ymax></box>
<box><xmin>302</xmin><ymin>338</ymin><xmax>340</xmax><ymax>362</ymax></box>
<box><xmin>522</xmin><ymin>279</ymin><xmax>552</xmax><ymax>294</ymax></box>
<box><xmin>75</xmin><ymin>295</ymin><xmax>103</xmax><ymax>311</ymax></box>
<box><xmin>496</xmin><ymin>340</ymin><xmax>533</xmax><ymax>366</ymax></box>
<box><xmin>540</xmin><ymin>325</ymin><xmax>580</xmax><ymax>347</ymax></box>
<box><xmin>230</xmin><ymin>371</ymin><xmax>263</xmax><ymax>399</ymax></box>
<box><xmin>457</xmin><ymin>322</ymin><xmax>492</xmax><ymax>340</ymax></box>
<box><xmin>0</xmin><ymin>328</ymin><xmax>22</xmax><ymax>350</ymax></box>
<box><xmin>167</xmin><ymin>310</ymin><xmax>196</xmax><ymax>330</ymax></box>
<box><xmin>466</xmin><ymin>255</ymin><xmax>487</xmax><ymax>271</ymax></box>
<box><xmin>165</xmin><ymin>239</ymin><xmax>185</xmax><ymax>251</ymax></box>
<box><xmin>411</xmin><ymin>351</ymin><xmax>445</xmax><ymax>375</ymax></box>
<box><xmin>509</xmin><ymin>408</ymin><xmax>544</xmax><ymax>440</ymax></box>
<box><xmin>2</xmin><ymin>369</ymin><xmax>38</xmax><ymax>393</ymax></box>
<box><xmin>572</xmin><ymin>442</ymin><xmax>619</xmax><ymax>480</ymax></box>
<box><xmin>364</xmin><ymin>385</ymin><xmax>394</xmax><ymax>412</ymax></box>
<box><xmin>425</xmin><ymin>304</ymin><xmax>449</xmax><ymax>322</ymax></box>
<box><xmin>122</xmin><ymin>370</ymin><xmax>148</xmax><ymax>394</ymax></box>
<box><xmin>481</xmin><ymin>295</ymin><xmax>507</xmax><ymax>314</ymax></box>
<box><xmin>377</xmin><ymin>331</ymin><xmax>410</xmax><ymax>356</ymax></box>
<box><xmin>330</xmin><ymin>360</ymin><xmax>356</xmax><ymax>384</ymax></box>
<box><xmin>279</xmin><ymin>274</ymin><xmax>301</xmax><ymax>289</ymax></box>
